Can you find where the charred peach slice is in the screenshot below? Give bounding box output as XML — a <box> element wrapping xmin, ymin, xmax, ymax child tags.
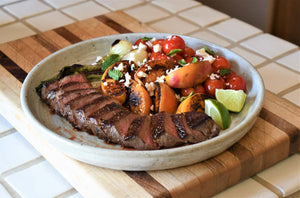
<box><xmin>101</xmin><ymin>78</ymin><xmax>127</xmax><ymax>104</ymax></box>
<box><xmin>165</xmin><ymin>61</ymin><xmax>212</xmax><ymax>88</ymax></box>
<box><xmin>176</xmin><ymin>93</ymin><xmax>210</xmax><ymax>114</ymax></box>
<box><xmin>134</xmin><ymin>59</ymin><xmax>179</xmax><ymax>85</ymax></box>
<box><xmin>128</xmin><ymin>80</ymin><xmax>152</xmax><ymax>115</ymax></box>
<box><xmin>153</xmin><ymin>82</ymin><xmax>178</xmax><ymax>114</ymax></box>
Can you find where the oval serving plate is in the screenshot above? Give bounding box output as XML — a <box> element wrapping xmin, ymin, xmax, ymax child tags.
<box><xmin>20</xmin><ymin>33</ymin><xmax>265</xmax><ymax>171</ymax></box>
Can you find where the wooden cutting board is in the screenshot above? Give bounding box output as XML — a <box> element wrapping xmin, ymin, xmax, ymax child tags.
<box><xmin>0</xmin><ymin>11</ymin><xmax>299</xmax><ymax>198</ymax></box>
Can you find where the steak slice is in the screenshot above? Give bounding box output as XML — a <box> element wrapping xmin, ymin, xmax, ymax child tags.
<box><xmin>124</xmin><ymin>116</ymin><xmax>159</xmax><ymax>150</ymax></box>
<box><xmin>151</xmin><ymin>112</ymin><xmax>185</xmax><ymax>148</ymax></box>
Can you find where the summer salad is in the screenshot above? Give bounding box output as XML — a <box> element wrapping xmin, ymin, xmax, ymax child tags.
<box><xmin>92</xmin><ymin>35</ymin><xmax>247</xmax><ymax>129</ymax></box>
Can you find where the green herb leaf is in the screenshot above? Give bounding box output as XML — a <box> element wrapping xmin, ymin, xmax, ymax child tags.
<box><xmin>167</xmin><ymin>49</ymin><xmax>182</xmax><ymax>56</ymax></box>
<box><xmin>108</xmin><ymin>69</ymin><xmax>123</xmax><ymax>81</ymax></box>
<box><xmin>179</xmin><ymin>59</ymin><xmax>187</xmax><ymax>65</ymax></box>
<box><xmin>180</xmin><ymin>91</ymin><xmax>194</xmax><ymax>102</ymax></box>
<box><xmin>192</xmin><ymin>57</ymin><xmax>198</xmax><ymax>63</ymax></box>
<box><xmin>204</xmin><ymin>46</ymin><xmax>216</xmax><ymax>55</ymax></box>
<box><xmin>101</xmin><ymin>54</ymin><xmax>120</xmax><ymax>71</ymax></box>
<box><xmin>141</xmin><ymin>37</ymin><xmax>152</xmax><ymax>41</ymax></box>
<box><xmin>219</xmin><ymin>68</ymin><xmax>231</xmax><ymax>76</ymax></box>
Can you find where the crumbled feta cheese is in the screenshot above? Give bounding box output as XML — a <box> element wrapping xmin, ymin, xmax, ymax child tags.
<box><xmin>153</xmin><ymin>44</ymin><xmax>162</xmax><ymax>53</ymax></box>
<box><xmin>103</xmin><ymin>81</ymin><xmax>108</xmax><ymax>86</ymax></box>
<box><xmin>196</xmin><ymin>48</ymin><xmax>216</xmax><ymax>63</ymax></box>
<box><xmin>92</xmin><ymin>56</ymin><xmax>103</xmax><ymax>65</ymax></box>
<box><xmin>139</xmin><ymin>42</ymin><xmax>147</xmax><ymax>51</ymax></box>
<box><xmin>146</xmin><ymin>40</ymin><xmax>153</xmax><ymax>48</ymax></box>
<box><xmin>132</xmin><ymin>45</ymin><xmax>138</xmax><ymax>49</ymax></box>
<box><xmin>131</xmin><ymin>63</ymin><xmax>136</xmax><ymax>71</ymax></box>
<box><xmin>145</xmin><ymin>82</ymin><xmax>155</xmax><ymax>96</ymax></box>
<box><xmin>124</xmin><ymin>72</ymin><xmax>132</xmax><ymax>87</ymax></box>
<box><xmin>175</xmin><ymin>94</ymin><xmax>181</xmax><ymax>101</ymax></box>
<box><xmin>166</xmin><ymin>65</ymin><xmax>180</xmax><ymax>75</ymax></box>
<box><xmin>114</xmin><ymin>62</ymin><xmax>125</xmax><ymax>72</ymax></box>
<box><xmin>119</xmin><ymin>79</ymin><xmax>125</xmax><ymax>83</ymax></box>
<box><xmin>155</xmin><ymin>75</ymin><xmax>165</xmax><ymax>83</ymax></box>
<box><xmin>96</xmin><ymin>56</ymin><xmax>102</xmax><ymax>62</ymax></box>
<box><xmin>150</xmin><ymin>105</ymin><xmax>154</xmax><ymax>111</ymax></box>
<box><xmin>209</xmin><ymin>73</ymin><xmax>220</xmax><ymax>80</ymax></box>
<box><xmin>137</xmin><ymin>71</ymin><xmax>148</xmax><ymax>78</ymax></box>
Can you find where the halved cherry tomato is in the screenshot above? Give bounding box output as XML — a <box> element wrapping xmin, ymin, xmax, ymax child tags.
<box><xmin>163</xmin><ymin>35</ymin><xmax>185</xmax><ymax>55</ymax></box>
<box><xmin>226</xmin><ymin>74</ymin><xmax>246</xmax><ymax>92</ymax></box>
<box><xmin>149</xmin><ymin>52</ymin><xmax>170</xmax><ymax>61</ymax></box>
<box><xmin>204</xmin><ymin>76</ymin><xmax>226</xmax><ymax>97</ymax></box>
<box><xmin>181</xmin><ymin>87</ymin><xmax>194</xmax><ymax>97</ymax></box>
<box><xmin>135</xmin><ymin>38</ymin><xmax>151</xmax><ymax>52</ymax></box>
<box><xmin>212</xmin><ymin>56</ymin><xmax>231</xmax><ymax>73</ymax></box>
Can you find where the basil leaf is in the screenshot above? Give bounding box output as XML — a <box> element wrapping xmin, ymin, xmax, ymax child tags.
<box><xmin>180</xmin><ymin>91</ymin><xmax>194</xmax><ymax>102</ymax></box>
<box><xmin>108</xmin><ymin>69</ymin><xmax>123</xmax><ymax>81</ymax></box>
<box><xmin>219</xmin><ymin>68</ymin><xmax>231</xmax><ymax>76</ymax></box>
<box><xmin>101</xmin><ymin>54</ymin><xmax>120</xmax><ymax>71</ymax></box>
<box><xmin>167</xmin><ymin>49</ymin><xmax>182</xmax><ymax>56</ymax></box>
<box><xmin>192</xmin><ymin>57</ymin><xmax>198</xmax><ymax>63</ymax></box>
<box><xmin>179</xmin><ymin>59</ymin><xmax>187</xmax><ymax>65</ymax></box>
<box><xmin>141</xmin><ymin>37</ymin><xmax>152</xmax><ymax>41</ymax></box>
<box><xmin>204</xmin><ymin>46</ymin><xmax>216</xmax><ymax>55</ymax></box>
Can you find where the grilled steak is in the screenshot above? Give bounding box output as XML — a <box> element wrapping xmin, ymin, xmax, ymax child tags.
<box><xmin>40</xmin><ymin>73</ymin><xmax>220</xmax><ymax>150</ymax></box>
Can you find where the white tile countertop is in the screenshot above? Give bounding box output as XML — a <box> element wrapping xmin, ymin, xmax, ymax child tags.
<box><xmin>0</xmin><ymin>0</ymin><xmax>299</xmax><ymax>197</ymax></box>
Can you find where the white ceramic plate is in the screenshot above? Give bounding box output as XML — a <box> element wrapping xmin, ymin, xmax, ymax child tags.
<box><xmin>20</xmin><ymin>33</ymin><xmax>265</xmax><ymax>171</ymax></box>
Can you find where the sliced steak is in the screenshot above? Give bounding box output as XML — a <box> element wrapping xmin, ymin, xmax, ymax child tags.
<box><xmin>151</xmin><ymin>112</ymin><xmax>185</xmax><ymax>148</ymax></box>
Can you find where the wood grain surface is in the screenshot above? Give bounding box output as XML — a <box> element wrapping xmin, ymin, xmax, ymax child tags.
<box><xmin>0</xmin><ymin>11</ymin><xmax>299</xmax><ymax>198</ymax></box>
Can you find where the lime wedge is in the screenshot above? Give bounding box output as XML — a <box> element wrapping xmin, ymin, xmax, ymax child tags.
<box><xmin>215</xmin><ymin>89</ymin><xmax>247</xmax><ymax>112</ymax></box>
<box><xmin>205</xmin><ymin>99</ymin><xmax>231</xmax><ymax>130</ymax></box>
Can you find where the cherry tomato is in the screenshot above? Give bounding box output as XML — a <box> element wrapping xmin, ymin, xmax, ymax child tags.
<box><xmin>152</xmin><ymin>39</ymin><xmax>164</xmax><ymax>52</ymax></box>
<box><xmin>183</xmin><ymin>46</ymin><xmax>195</xmax><ymax>58</ymax></box>
<box><xmin>212</xmin><ymin>56</ymin><xmax>231</xmax><ymax>73</ymax></box>
<box><xmin>194</xmin><ymin>84</ymin><xmax>205</xmax><ymax>94</ymax></box>
<box><xmin>171</xmin><ymin>54</ymin><xmax>183</xmax><ymax>62</ymax></box>
<box><xmin>163</xmin><ymin>35</ymin><xmax>185</xmax><ymax>55</ymax></box>
<box><xmin>149</xmin><ymin>52</ymin><xmax>170</xmax><ymax>61</ymax></box>
<box><xmin>221</xmin><ymin>70</ymin><xmax>236</xmax><ymax>80</ymax></box>
<box><xmin>134</xmin><ymin>38</ymin><xmax>151</xmax><ymax>52</ymax></box>
<box><xmin>181</xmin><ymin>87</ymin><xmax>194</xmax><ymax>97</ymax></box>
<box><xmin>204</xmin><ymin>76</ymin><xmax>226</xmax><ymax>97</ymax></box>
<box><xmin>226</xmin><ymin>75</ymin><xmax>246</xmax><ymax>92</ymax></box>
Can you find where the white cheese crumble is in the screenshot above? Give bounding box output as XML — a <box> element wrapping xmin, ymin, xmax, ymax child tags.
<box><xmin>103</xmin><ymin>81</ymin><xmax>108</xmax><ymax>86</ymax></box>
<box><xmin>138</xmin><ymin>42</ymin><xmax>147</xmax><ymax>51</ymax></box>
<box><xmin>124</xmin><ymin>72</ymin><xmax>132</xmax><ymax>87</ymax></box>
<box><xmin>155</xmin><ymin>75</ymin><xmax>165</xmax><ymax>83</ymax></box>
<box><xmin>196</xmin><ymin>48</ymin><xmax>216</xmax><ymax>63</ymax></box>
<box><xmin>209</xmin><ymin>73</ymin><xmax>220</xmax><ymax>80</ymax></box>
<box><xmin>137</xmin><ymin>70</ymin><xmax>148</xmax><ymax>78</ymax></box>
<box><xmin>166</xmin><ymin>65</ymin><xmax>180</xmax><ymax>75</ymax></box>
<box><xmin>150</xmin><ymin>105</ymin><xmax>154</xmax><ymax>111</ymax></box>
<box><xmin>145</xmin><ymin>82</ymin><xmax>155</xmax><ymax>96</ymax></box>
<box><xmin>175</xmin><ymin>94</ymin><xmax>181</xmax><ymax>101</ymax></box>
<box><xmin>114</xmin><ymin>62</ymin><xmax>125</xmax><ymax>72</ymax></box>
<box><xmin>153</xmin><ymin>44</ymin><xmax>162</xmax><ymax>53</ymax></box>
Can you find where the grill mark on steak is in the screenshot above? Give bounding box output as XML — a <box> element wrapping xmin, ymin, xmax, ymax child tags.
<box><xmin>125</xmin><ymin>116</ymin><xmax>145</xmax><ymax>140</ymax></box>
<box><xmin>153</xmin><ymin>112</ymin><xmax>185</xmax><ymax>148</ymax></box>
<box><xmin>151</xmin><ymin>113</ymin><xmax>165</xmax><ymax>140</ymax></box>
<box><xmin>171</xmin><ymin>114</ymin><xmax>187</xmax><ymax>139</ymax></box>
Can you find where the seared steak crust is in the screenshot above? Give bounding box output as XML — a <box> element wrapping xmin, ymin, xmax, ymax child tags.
<box><xmin>40</xmin><ymin>73</ymin><xmax>220</xmax><ymax>150</ymax></box>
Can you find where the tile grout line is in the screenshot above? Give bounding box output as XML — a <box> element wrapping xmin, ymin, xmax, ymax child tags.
<box><xmin>252</xmin><ymin>175</ymin><xmax>284</xmax><ymax>198</ymax></box>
